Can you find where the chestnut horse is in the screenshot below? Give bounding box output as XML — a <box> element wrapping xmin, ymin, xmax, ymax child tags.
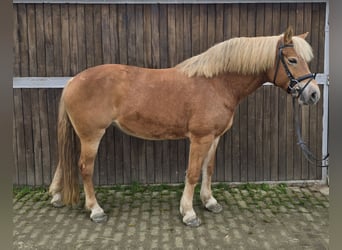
<box><xmin>49</xmin><ymin>27</ymin><xmax>320</xmax><ymax>227</ymax></box>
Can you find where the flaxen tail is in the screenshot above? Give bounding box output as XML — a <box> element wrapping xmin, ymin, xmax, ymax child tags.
<box><xmin>57</xmin><ymin>96</ymin><xmax>80</xmax><ymax>205</ymax></box>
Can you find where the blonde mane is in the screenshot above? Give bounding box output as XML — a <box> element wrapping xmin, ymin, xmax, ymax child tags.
<box><xmin>176</xmin><ymin>34</ymin><xmax>313</xmax><ymax>78</ymax></box>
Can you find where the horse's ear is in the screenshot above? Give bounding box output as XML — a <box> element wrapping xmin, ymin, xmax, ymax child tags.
<box><xmin>298</xmin><ymin>32</ymin><xmax>309</xmax><ymax>40</ymax></box>
<box><xmin>284</xmin><ymin>26</ymin><xmax>294</xmax><ymax>44</ymax></box>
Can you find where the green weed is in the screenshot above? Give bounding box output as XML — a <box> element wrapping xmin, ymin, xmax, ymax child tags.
<box><xmin>13</xmin><ymin>186</ymin><xmax>47</xmax><ymax>200</ymax></box>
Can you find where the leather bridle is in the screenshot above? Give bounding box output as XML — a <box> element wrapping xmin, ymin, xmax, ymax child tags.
<box><xmin>273</xmin><ymin>43</ymin><xmax>316</xmax><ymax>98</ymax></box>
<box><xmin>273</xmin><ymin>43</ymin><xmax>328</xmax><ymax>168</ymax></box>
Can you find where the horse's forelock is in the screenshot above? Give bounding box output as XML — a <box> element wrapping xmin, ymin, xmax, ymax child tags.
<box><xmin>292</xmin><ymin>36</ymin><xmax>314</xmax><ymax>62</ymax></box>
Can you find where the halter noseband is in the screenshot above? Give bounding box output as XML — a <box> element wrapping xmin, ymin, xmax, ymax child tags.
<box><xmin>273</xmin><ymin>44</ymin><xmax>316</xmax><ymax>97</ymax></box>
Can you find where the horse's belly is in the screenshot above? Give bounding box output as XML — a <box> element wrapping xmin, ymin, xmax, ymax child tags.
<box><xmin>113</xmin><ymin>119</ymin><xmax>188</xmax><ymax>141</ymax></box>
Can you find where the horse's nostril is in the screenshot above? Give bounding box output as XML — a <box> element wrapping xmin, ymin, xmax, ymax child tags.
<box><xmin>311</xmin><ymin>92</ymin><xmax>317</xmax><ymax>100</ymax></box>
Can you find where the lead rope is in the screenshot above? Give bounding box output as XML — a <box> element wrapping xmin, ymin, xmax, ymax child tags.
<box><xmin>292</xmin><ymin>97</ymin><xmax>329</xmax><ymax>168</ymax></box>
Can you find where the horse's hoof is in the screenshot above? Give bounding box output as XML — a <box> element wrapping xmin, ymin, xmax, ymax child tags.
<box><xmin>206</xmin><ymin>202</ymin><xmax>223</xmax><ymax>213</ymax></box>
<box><xmin>51</xmin><ymin>200</ymin><xmax>65</xmax><ymax>208</ymax></box>
<box><xmin>51</xmin><ymin>193</ymin><xmax>64</xmax><ymax>208</ymax></box>
<box><xmin>183</xmin><ymin>217</ymin><xmax>201</xmax><ymax>227</ymax></box>
<box><xmin>91</xmin><ymin>212</ymin><xmax>108</xmax><ymax>223</ymax></box>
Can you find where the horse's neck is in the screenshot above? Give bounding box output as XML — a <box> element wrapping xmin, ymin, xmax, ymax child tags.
<box><xmin>220</xmin><ymin>72</ymin><xmax>267</xmax><ymax>103</ymax></box>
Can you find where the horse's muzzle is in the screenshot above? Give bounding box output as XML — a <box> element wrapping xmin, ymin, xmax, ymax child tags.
<box><xmin>299</xmin><ymin>82</ymin><xmax>320</xmax><ymax>105</ymax></box>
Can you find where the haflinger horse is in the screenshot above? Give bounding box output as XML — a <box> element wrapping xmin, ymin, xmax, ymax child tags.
<box><xmin>49</xmin><ymin>27</ymin><xmax>320</xmax><ymax>227</ymax></box>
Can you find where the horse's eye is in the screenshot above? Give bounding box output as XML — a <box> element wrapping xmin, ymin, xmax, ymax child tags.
<box><xmin>288</xmin><ymin>58</ymin><xmax>298</xmax><ymax>64</ymax></box>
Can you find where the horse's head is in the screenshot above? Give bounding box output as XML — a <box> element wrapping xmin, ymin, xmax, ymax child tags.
<box><xmin>268</xmin><ymin>26</ymin><xmax>320</xmax><ymax>105</ymax></box>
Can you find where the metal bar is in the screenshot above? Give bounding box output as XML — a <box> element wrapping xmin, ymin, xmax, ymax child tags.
<box><xmin>13</xmin><ymin>77</ymin><xmax>71</xmax><ymax>88</ymax></box>
<box><xmin>321</xmin><ymin>0</ymin><xmax>329</xmax><ymax>184</ymax></box>
<box><xmin>13</xmin><ymin>74</ymin><xmax>329</xmax><ymax>88</ymax></box>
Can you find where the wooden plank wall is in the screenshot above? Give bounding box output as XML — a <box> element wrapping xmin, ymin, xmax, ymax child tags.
<box><xmin>13</xmin><ymin>2</ymin><xmax>326</xmax><ymax>186</ymax></box>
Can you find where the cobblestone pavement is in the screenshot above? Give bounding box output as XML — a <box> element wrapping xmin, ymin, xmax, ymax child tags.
<box><xmin>13</xmin><ymin>183</ymin><xmax>329</xmax><ymax>250</ymax></box>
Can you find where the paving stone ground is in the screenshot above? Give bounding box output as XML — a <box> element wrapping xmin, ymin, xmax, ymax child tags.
<box><xmin>13</xmin><ymin>183</ymin><xmax>329</xmax><ymax>250</ymax></box>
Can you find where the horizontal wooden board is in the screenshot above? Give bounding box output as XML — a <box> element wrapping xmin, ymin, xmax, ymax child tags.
<box><xmin>13</xmin><ymin>2</ymin><xmax>326</xmax><ymax>77</ymax></box>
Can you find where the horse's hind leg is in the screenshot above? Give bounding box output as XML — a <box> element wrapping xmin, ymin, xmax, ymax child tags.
<box><xmin>49</xmin><ymin>164</ymin><xmax>64</xmax><ymax>207</ymax></box>
<box><xmin>78</xmin><ymin>130</ymin><xmax>107</xmax><ymax>223</ymax></box>
<box><xmin>200</xmin><ymin>137</ymin><xmax>222</xmax><ymax>213</ymax></box>
<box><xmin>180</xmin><ymin>135</ymin><xmax>215</xmax><ymax>227</ymax></box>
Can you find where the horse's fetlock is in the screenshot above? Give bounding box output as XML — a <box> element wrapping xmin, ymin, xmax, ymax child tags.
<box><xmin>200</xmin><ymin>192</ymin><xmax>212</xmax><ymax>205</ymax></box>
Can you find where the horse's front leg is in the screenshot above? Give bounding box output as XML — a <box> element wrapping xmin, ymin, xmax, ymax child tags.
<box><xmin>180</xmin><ymin>135</ymin><xmax>216</xmax><ymax>227</ymax></box>
<box><xmin>200</xmin><ymin>137</ymin><xmax>223</xmax><ymax>213</ymax></box>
